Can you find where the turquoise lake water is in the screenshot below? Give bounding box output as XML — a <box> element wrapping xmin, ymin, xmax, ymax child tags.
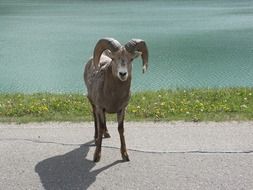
<box><xmin>0</xmin><ymin>0</ymin><xmax>253</xmax><ymax>93</ymax></box>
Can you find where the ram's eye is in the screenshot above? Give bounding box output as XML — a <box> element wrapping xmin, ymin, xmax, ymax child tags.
<box><xmin>130</xmin><ymin>58</ymin><xmax>134</xmax><ymax>62</ymax></box>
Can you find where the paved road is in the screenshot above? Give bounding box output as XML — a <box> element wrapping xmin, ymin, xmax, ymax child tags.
<box><xmin>0</xmin><ymin>122</ymin><xmax>253</xmax><ymax>190</ymax></box>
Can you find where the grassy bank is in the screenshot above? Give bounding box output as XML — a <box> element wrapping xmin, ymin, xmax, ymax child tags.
<box><xmin>0</xmin><ymin>88</ymin><xmax>252</xmax><ymax>123</ymax></box>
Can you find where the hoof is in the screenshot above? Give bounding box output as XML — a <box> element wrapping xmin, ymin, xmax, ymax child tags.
<box><xmin>103</xmin><ymin>131</ymin><xmax>111</xmax><ymax>138</ymax></box>
<box><xmin>93</xmin><ymin>153</ymin><xmax>101</xmax><ymax>162</ymax></box>
<box><xmin>121</xmin><ymin>152</ymin><xmax>130</xmax><ymax>162</ymax></box>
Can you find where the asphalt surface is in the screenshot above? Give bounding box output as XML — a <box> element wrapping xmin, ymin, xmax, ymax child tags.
<box><xmin>0</xmin><ymin>122</ymin><xmax>253</xmax><ymax>190</ymax></box>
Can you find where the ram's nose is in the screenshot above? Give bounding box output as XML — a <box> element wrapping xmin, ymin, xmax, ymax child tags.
<box><xmin>119</xmin><ymin>72</ymin><xmax>127</xmax><ymax>77</ymax></box>
<box><xmin>118</xmin><ymin>71</ymin><xmax>128</xmax><ymax>81</ymax></box>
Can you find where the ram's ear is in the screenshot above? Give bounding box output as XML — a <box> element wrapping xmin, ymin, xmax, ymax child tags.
<box><xmin>104</xmin><ymin>49</ymin><xmax>114</xmax><ymax>59</ymax></box>
<box><xmin>133</xmin><ymin>51</ymin><xmax>142</xmax><ymax>59</ymax></box>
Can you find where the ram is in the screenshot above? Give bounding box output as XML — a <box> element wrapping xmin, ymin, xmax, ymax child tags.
<box><xmin>84</xmin><ymin>38</ymin><xmax>148</xmax><ymax>162</ymax></box>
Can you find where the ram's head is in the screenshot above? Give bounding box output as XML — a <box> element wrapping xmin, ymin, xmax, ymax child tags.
<box><xmin>93</xmin><ymin>38</ymin><xmax>148</xmax><ymax>81</ymax></box>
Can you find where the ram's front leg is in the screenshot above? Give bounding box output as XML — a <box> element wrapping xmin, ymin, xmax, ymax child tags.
<box><xmin>93</xmin><ymin>109</ymin><xmax>106</xmax><ymax>162</ymax></box>
<box><xmin>117</xmin><ymin>109</ymin><xmax>130</xmax><ymax>161</ymax></box>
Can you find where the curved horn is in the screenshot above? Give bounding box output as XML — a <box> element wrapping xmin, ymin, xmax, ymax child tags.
<box><xmin>125</xmin><ymin>39</ymin><xmax>149</xmax><ymax>73</ymax></box>
<box><xmin>93</xmin><ymin>38</ymin><xmax>121</xmax><ymax>70</ymax></box>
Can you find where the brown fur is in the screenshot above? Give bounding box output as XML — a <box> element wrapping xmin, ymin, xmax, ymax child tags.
<box><xmin>84</xmin><ymin>38</ymin><xmax>148</xmax><ymax>162</ymax></box>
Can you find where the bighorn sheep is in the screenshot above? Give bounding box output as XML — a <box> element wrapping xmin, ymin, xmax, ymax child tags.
<box><xmin>84</xmin><ymin>38</ymin><xmax>148</xmax><ymax>162</ymax></box>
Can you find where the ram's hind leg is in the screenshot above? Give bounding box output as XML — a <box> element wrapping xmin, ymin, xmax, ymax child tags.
<box><xmin>91</xmin><ymin>104</ymin><xmax>110</xmax><ymax>143</ymax></box>
<box><xmin>103</xmin><ymin>119</ymin><xmax>111</xmax><ymax>138</ymax></box>
<box><xmin>91</xmin><ymin>104</ymin><xmax>98</xmax><ymax>141</ymax></box>
<box><xmin>117</xmin><ymin>109</ymin><xmax>129</xmax><ymax>161</ymax></box>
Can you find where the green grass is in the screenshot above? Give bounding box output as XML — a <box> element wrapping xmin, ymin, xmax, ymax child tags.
<box><xmin>0</xmin><ymin>88</ymin><xmax>253</xmax><ymax>123</ymax></box>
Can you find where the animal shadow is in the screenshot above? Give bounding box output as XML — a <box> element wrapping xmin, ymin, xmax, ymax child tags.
<box><xmin>35</xmin><ymin>140</ymin><xmax>121</xmax><ymax>190</ymax></box>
